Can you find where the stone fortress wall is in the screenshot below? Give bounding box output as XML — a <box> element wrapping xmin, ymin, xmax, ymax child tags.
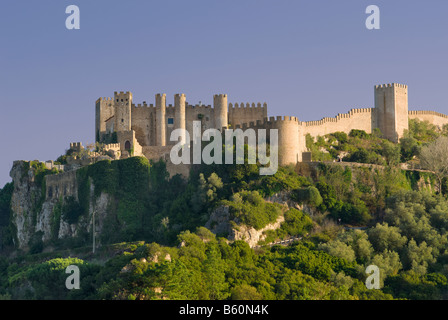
<box><xmin>408</xmin><ymin>110</ymin><xmax>448</xmax><ymax>128</ymax></box>
<box><xmin>25</xmin><ymin>83</ymin><xmax>448</xmax><ymax>207</ymax></box>
<box><xmin>94</xmin><ymin>83</ymin><xmax>448</xmax><ymax>173</ymax></box>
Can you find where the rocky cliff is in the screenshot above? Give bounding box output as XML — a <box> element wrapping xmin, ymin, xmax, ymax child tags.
<box><xmin>9</xmin><ymin>161</ymin><xmax>110</xmax><ymax>252</ymax></box>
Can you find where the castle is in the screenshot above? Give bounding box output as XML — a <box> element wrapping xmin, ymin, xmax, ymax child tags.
<box><xmin>94</xmin><ymin>83</ymin><xmax>448</xmax><ymax>173</ymax></box>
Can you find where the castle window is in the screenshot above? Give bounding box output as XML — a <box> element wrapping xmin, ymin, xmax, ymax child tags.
<box><xmin>125</xmin><ymin>141</ymin><xmax>131</xmax><ymax>151</ymax></box>
<box><xmin>167</xmin><ymin>118</ymin><xmax>174</xmax><ymax>125</ymax></box>
<box><xmin>121</xmin><ymin>119</ymin><xmax>124</xmax><ymax>123</ymax></box>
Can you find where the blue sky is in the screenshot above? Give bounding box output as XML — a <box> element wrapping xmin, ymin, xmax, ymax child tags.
<box><xmin>1</xmin><ymin>0</ymin><xmax>448</xmax><ymax>187</ymax></box>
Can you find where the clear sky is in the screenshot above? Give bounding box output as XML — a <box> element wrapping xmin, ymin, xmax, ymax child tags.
<box><xmin>1</xmin><ymin>0</ymin><xmax>448</xmax><ymax>187</ymax></box>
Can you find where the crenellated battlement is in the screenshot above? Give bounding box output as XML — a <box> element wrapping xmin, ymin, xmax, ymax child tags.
<box><xmin>187</xmin><ymin>103</ymin><xmax>212</xmax><ymax>109</ymax></box>
<box><xmin>97</xmin><ymin>97</ymin><xmax>114</xmax><ymax>103</ymax></box>
<box><xmin>69</xmin><ymin>142</ymin><xmax>83</xmax><ymax>149</ymax></box>
<box><xmin>229</xmin><ymin>102</ymin><xmax>267</xmax><ymax>109</ymax></box>
<box><xmin>375</xmin><ymin>83</ymin><xmax>408</xmax><ymax>89</ymax></box>
<box><xmin>233</xmin><ymin>115</ymin><xmax>299</xmax><ymax>129</ymax></box>
<box><xmin>94</xmin><ymin>84</ymin><xmax>448</xmax><ymax>168</ymax></box>
<box><xmin>303</xmin><ymin>108</ymin><xmax>374</xmax><ymax>127</ymax></box>
<box><xmin>133</xmin><ymin>102</ymin><xmax>155</xmax><ymax>108</ymax></box>
<box><xmin>104</xmin><ymin>143</ymin><xmax>121</xmax><ymax>151</ymax></box>
<box><xmin>408</xmin><ymin>110</ymin><xmax>448</xmax><ymax>119</ymax></box>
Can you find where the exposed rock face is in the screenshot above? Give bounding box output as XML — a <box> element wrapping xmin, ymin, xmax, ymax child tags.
<box><xmin>9</xmin><ymin>161</ymin><xmax>112</xmax><ymax>252</ymax></box>
<box><xmin>230</xmin><ymin>215</ymin><xmax>285</xmax><ymax>248</ymax></box>
<box><xmin>9</xmin><ymin>161</ymin><xmax>42</xmax><ymax>250</ymax></box>
<box><xmin>205</xmin><ymin>191</ymin><xmax>296</xmax><ymax>248</ymax></box>
<box><xmin>205</xmin><ymin>205</ymin><xmax>286</xmax><ymax>248</ymax></box>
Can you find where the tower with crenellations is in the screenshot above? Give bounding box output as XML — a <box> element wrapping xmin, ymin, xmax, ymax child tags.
<box><xmin>94</xmin><ymin>83</ymin><xmax>448</xmax><ymax>174</ymax></box>
<box><xmin>374</xmin><ymin>83</ymin><xmax>409</xmax><ymax>142</ymax></box>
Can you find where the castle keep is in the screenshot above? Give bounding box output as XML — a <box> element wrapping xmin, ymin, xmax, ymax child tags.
<box><xmin>95</xmin><ymin>83</ymin><xmax>448</xmax><ymax>170</ymax></box>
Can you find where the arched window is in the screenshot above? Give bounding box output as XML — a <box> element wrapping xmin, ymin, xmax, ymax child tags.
<box><xmin>125</xmin><ymin>141</ymin><xmax>131</xmax><ymax>151</ymax></box>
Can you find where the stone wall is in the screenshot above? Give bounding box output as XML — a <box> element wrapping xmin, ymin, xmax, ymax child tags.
<box><xmin>96</xmin><ymin>86</ymin><xmax>448</xmax><ymax>171</ymax></box>
<box><xmin>408</xmin><ymin>110</ymin><xmax>448</xmax><ymax>129</ymax></box>
<box><xmin>45</xmin><ymin>170</ymin><xmax>78</xmax><ymax>200</ymax></box>
<box><xmin>301</xmin><ymin>108</ymin><xmax>375</xmax><ymax>138</ymax></box>
<box><xmin>228</xmin><ymin>102</ymin><xmax>267</xmax><ymax>128</ymax></box>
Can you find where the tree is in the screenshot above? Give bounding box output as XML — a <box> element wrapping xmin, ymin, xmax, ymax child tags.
<box><xmin>368</xmin><ymin>223</ymin><xmax>407</xmax><ymax>253</ymax></box>
<box><xmin>419</xmin><ymin>136</ymin><xmax>448</xmax><ymax>193</ymax></box>
<box><xmin>318</xmin><ymin>240</ymin><xmax>356</xmax><ymax>263</ymax></box>
<box><xmin>294</xmin><ymin>186</ymin><xmax>323</xmax><ymax>207</ymax></box>
<box><xmin>202</xmin><ymin>244</ymin><xmax>229</xmax><ymax>300</ymax></box>
<box><xmin>231</xmin><ymin>284</ymin><xmax>263</xmax><ymax>300</ymax></box>
<box><xmin>403</xmin><ymin>239</ymin><xmax>435</xmax><ymax>275</ymax></box>
<box><xmin>370</xmin><ymin>249</ymin><xmax>403</xmax><ymax>287</ymax></box>
<box><xmin>380</xmin><ymin>140</ymin><xmax>401</xmax><ymax>166</ymax></box>
<box><xmin>399</xmin><ymin>134</ymin><xmax>419</xmax><ymax>162</ymax></box>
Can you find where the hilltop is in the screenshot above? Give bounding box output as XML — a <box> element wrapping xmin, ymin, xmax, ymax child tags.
<box><xmin>0</xmin><ymin>119</ymin><xmax>448</xmax><ymax>300</ymax></box>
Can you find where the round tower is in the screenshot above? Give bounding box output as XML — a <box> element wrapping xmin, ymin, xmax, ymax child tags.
<box><xmin>213</xmin><ymin>94</ymin><xmax>228</xmax><ymax>131</ymax></box>
<box><xmin>156</xmin><ymin>93</ymin><xmax>166</xmax><ymax>146</ymax></box>
<box><xmin>270</xmin><ymin>116</ymin><xmax>301</xmax><ymax>166</ymax></box>
<box><xmin>174</xmin><ymin>93</ymin><xmax>186</xmax><ymax>144</ymax></box>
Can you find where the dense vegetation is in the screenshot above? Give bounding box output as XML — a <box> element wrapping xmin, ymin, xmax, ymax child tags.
<box><xmin>0</xmin><ymin>119</ymin><xmax>448</xmax><ymax>300</ymax></box>
<box><xmin>306</xmin><ymin>119</ymin><xmax>448</xmax><ymax>165</ymax></box>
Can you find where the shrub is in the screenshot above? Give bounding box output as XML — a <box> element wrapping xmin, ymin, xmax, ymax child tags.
<box><xmin>225</xmin><ymin>191</ymin><xmax>282</xmax><ymax>230</ymax></box>
<box><xmin>349</xmin><ymin>129</ymin><xmax>369</xmax><ymax>139</ymax></box>
<box><xmin>294</xmin><ymin>186</ymin><xmax>323</xmax><ymax>207</ymax></box>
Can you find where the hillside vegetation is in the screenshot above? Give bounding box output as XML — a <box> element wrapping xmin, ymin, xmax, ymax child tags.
<box><xmin>0</xmin><ymin>119</ymin><xmax>448</xmax><ymax>300</ymax></box>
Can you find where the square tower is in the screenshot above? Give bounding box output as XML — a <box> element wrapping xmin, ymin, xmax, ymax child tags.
<box><xmin>374</xmin><ymin>83</ymin><xmax>408</xmax><ymax>142</ymax></box>
<box><xmin>114</xmin><ymin>91</ymin><xmax>133</xmax><ymax>132</ymax></box>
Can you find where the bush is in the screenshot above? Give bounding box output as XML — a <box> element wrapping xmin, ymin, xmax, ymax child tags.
<box><xmin>294</xmin><ymin>186</ymin><xmax>323</xmax><ymax>207</ymax></box>
<box><xmin>280</xmin><ymin>209</ymin><xmax>313</xmax><ymax>236</ymax></box>
<box><xmin>349</xmin><ymin>129</ymin><xmax>369</xmax><ymax>139</ymax></box>
<box><xmin>331</xmin><ymin>132</ymin><xmax>348</xmax><ymax>144</ymax></box>
<box><xmin>62</xmin><ymin>196</ymin><xmax>84</xmax><ymax>225</ymax></box>
<box><xmin>225</xmin><ymin>191</ymin><xmax>282</xmax><ymax>230</ymax></box>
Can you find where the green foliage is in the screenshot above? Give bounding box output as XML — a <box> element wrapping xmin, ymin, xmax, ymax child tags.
<box><xmin>5</xmin><ymin>123</ymin><xmax>448</xmax><ymax>300</ymax></box>
<box><xmin>50</xmin><ymin>198</ymin><xmax>63</xmax><ymax>241</ymax></box>
<box><xmin>368</xmin><ymin>223</ymin><xmax>407</xmax><ymax>252</ymax></box>
<box><xmin>349</xmin><ymin>129</ymin><xmax>369</xmax><ymax>139</ymax></box>
<box><xmin>318</xmin><ymin>240</ymin><xmax>356</xmax><ymax>263</ymax></box>
<box><xmin>384</xmin><ymin>270</ymin><xmax>447</xmax><ymax>300</ymax></box>
<box><xmin>74</xmin><ymin>157</ymin><xmax>152</xmax><ymax>244</ymax></box>
<box><xmin>224</xmin><ymin>191</ymin><xmax>282</xmax><ymax>230</ymax></box>
<box><xmin>25</xmin><ymin>257</ymin><xmax>100</xmax><ymax>300</ymax></box>
<box><xmin>380</xmin><ymin>140</ymin><xmax>401</xmax><ymax>166</ymax></box>
<box><xmin>28</xmin><ymin>231</ymin><xmax>44</xmax><ymax>254</ymax></box>
<box><xmin>293</xmin><ymin>186</ymin><xmax>323</xmax><ymax>207</ymax></box>
<box><xmin>29</xmin><ymin>161</ymin><xmax>59</xmax><ymax>221</ymax></box>
<box><xmin>408</xmin><ymin>119</ymin><xmax>441</xmax><ymax>143</ymax></box>
<box><xmin>280</xmin><ymin>209</ymin><xmax>313</xmax><ymax>237</ymax></box>
<box><xmin>61</xmin><ymin>196</ymin><xmax>84</xmax><ymax>225</ymax></box>
<box><xmin>0</xmin><ymin>183</ymin><xmax>14</xmax><ymax>248</ymax></box>
<box><xmin>254</xmin><ymin>166</ymin><xmax>310</xmax><ymax>197</ymax></box>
